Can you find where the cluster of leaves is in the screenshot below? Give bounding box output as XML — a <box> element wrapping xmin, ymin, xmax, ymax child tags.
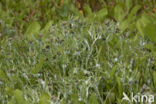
<box><xmin>0</xmin><ymin>0</ymin><xmax>156</xmax><ymax>104</ymax></box>
<box><xmin>0</xmin><ymin>0</ymin><xmax>156</xmax><ymax>42</ymax></box>
<box><xmin>0</xmin><ymin>18</ymin><xmax>156</xmax><ymax>103</ymax></box>
<box><xmin>0</xmin><ymin>0</ymin><xmax>79</xmax><ymax>36</ymax></box>
<box><xmin>81</xmin><ymin>0</ymin><xmax>156</xmax><ymax>42</ymax></box>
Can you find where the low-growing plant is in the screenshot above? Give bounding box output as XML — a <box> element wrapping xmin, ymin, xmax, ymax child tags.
<box><xmin>0</xmin><ymin>17</ymin><xmax>155</xmax><ymax>103</ymax></box>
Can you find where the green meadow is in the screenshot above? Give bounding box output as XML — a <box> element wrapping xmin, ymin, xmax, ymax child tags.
<box><xmin>0</xmin><ymin>0</ymin><xmax>156</xmax><ymax>104</ymax></box>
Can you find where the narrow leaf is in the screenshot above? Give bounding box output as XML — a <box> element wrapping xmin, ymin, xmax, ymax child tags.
<box><xmin>25</xmin><ymin>22</ymin><xmax>41</xmax><ymax>39</ymax></box>
<box><xmin>39</xmin><ymin>93</ymin><xmax>50</xmax><ymax>104</ymax></box>
<box><xmin>14</xmin><ymin>89</ymin><xmax>28</xmax><ymax>104</ymax></box>
<box><xmin>88</xmin><ymin>93</ymin><xmax>98</xmax><ymax>104</ymax></box>
<box><xmin>145</xmin><ymin>24</ymin><xmax>156</xmax><ymax>42</ymax></box>
<box><xmin>32</xmin><ymin>56</ymin><xmax>46</xmax><ymax>74</ymax></box>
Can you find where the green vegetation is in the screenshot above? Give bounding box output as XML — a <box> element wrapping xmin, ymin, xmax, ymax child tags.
<box><xmin>0</xmin><ymin>0</ymin><xmax>156</xmax><ymax>104</ymax></box>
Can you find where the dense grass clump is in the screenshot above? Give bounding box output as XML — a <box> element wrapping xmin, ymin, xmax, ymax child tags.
<box><xmin>0</xmin><ymin>18</ymin><xmax>155</xmax><ymax>104</ymax></box>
